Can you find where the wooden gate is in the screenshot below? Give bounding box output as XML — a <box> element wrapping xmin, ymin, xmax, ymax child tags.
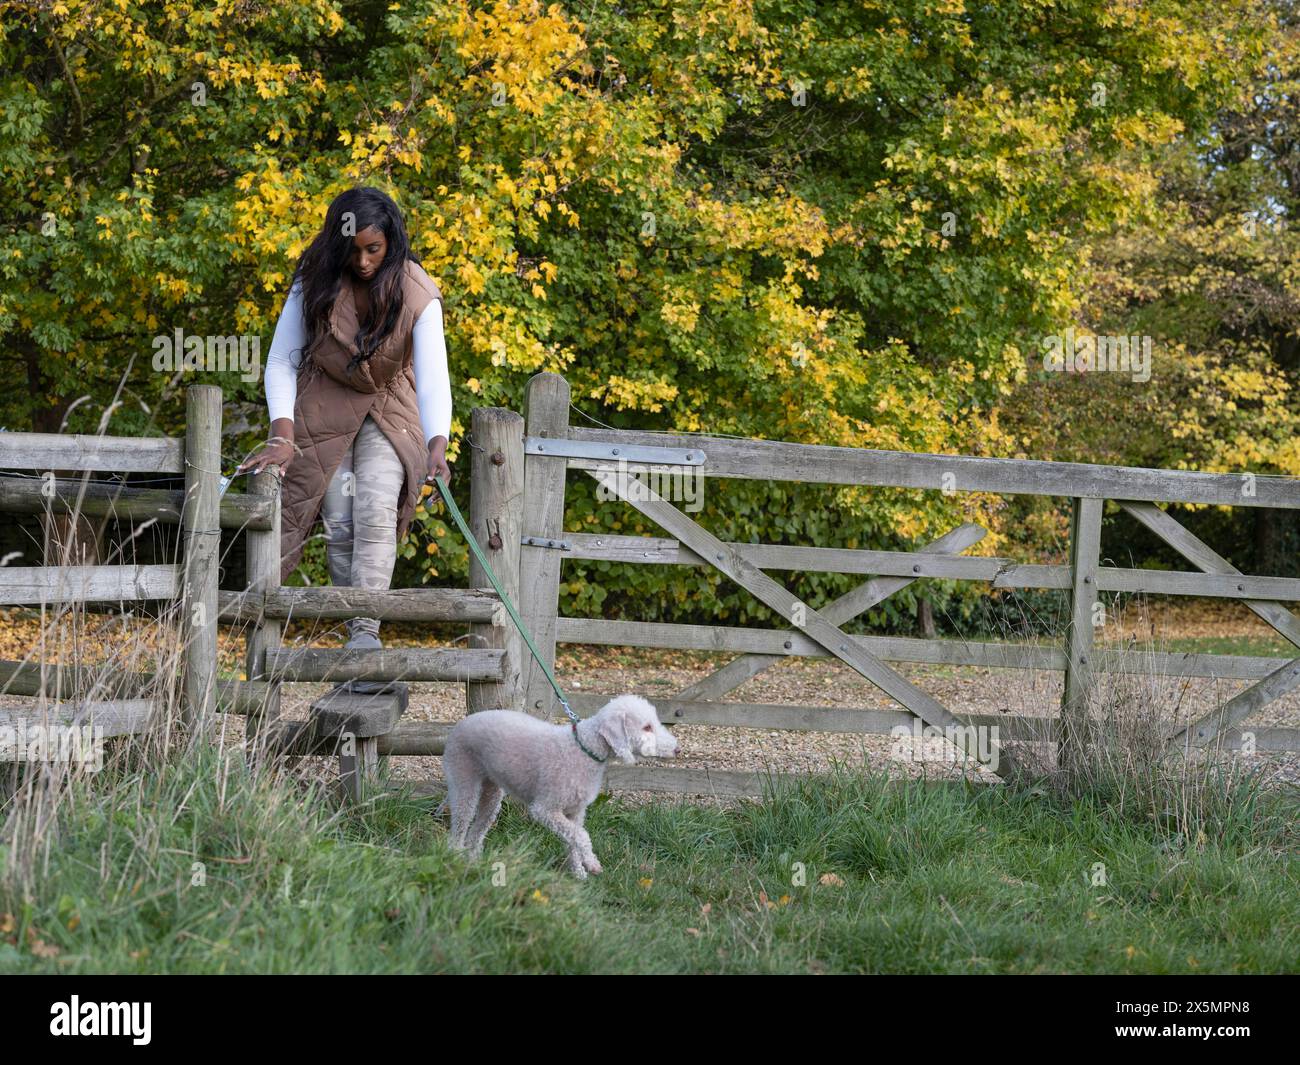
<box><xmin>513</xmin><ymin>373</ymin><xmax>1300</xmax><ymax>796</ymax></box>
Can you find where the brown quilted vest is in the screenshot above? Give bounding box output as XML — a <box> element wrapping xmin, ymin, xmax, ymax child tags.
<box><xmin>277</xmin><ymin>258</ymin><xmax>442</xmax><ymax>583</ymax></box>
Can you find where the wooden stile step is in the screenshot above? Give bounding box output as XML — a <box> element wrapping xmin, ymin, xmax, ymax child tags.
<box><xmin>309</xmin><ymin>685</ymin><xmax>408</xmax><ymax>738</ymax></box>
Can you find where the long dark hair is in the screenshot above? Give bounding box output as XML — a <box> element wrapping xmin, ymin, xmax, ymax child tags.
<box><xmin>292</xmin><ymin>187</ymin><xmax>418</xmax><ymax>372</ymax></box>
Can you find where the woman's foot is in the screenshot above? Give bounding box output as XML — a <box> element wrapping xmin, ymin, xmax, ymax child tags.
<box><xmin>344</xmin><ymin>630</ymin><xmax>383</xmax><ymax>652</ymax></box>
<box><xmin>341</xmin><ymin>629</ymin><xmax>392</xmax><ymax>694</ymax></box>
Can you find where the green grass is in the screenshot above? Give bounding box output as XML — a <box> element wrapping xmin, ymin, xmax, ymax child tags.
<box><xmin>2</xmin><ymin>747</ymin><xmax>1296</xmax><ymax>974</ymax></box>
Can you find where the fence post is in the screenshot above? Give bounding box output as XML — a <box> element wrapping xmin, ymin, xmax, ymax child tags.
<box><xmin>243</xmin><ymin>467</ymin><xmax>283</xmax><ymax>760</ymax></box>
<box><xmin>1060</xmin><ymin>496</ymin><xmax>1103</xmax><ymax>779</ymax></box>
<box><xmin>465</xmin><ymin>406</ymin><xmax>525</xmax><ymax>713</ymax></box>
<box><xmin>180</xmin><ymin>384</ymin><xmax>222</xmax><ymax>733</ymax></box>
<box><xmin>517</xmin><ymin>373</ymin><xmax>570</xmax><ymax>718</ymax></box>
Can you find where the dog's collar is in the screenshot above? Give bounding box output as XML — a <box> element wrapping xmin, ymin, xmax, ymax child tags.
<box><xmin>571</xmin><ymin>721</ymin><xmax>607</xmax><ymax>763</ymax></box>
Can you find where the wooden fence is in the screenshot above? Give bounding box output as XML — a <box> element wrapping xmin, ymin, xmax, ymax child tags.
<box><xmin>0</xmin><ymin>384</ymin><xmax>509</xmax><ymax>800</ymax></box>
<box><xmin>3</xmin><ymin>375</ymin><xmax>1299</xmax><ymax>800</ymax></box>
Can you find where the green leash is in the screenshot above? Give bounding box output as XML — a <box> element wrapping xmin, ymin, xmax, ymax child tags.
<box><xmin>434</xmin><ymin>475</ymin><xmax>605</xmax><ymax>763</ymax></box>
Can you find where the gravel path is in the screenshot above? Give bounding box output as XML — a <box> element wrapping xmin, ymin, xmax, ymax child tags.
<box><xmin>6</xmin><ymin>601</ymin><xmax>1298</xmax><ymax>803</ymax></box>
<box><xmin>249</xmin><ymin>600</ymin><xmax>1300</xmax><ymax>802</ymax></box>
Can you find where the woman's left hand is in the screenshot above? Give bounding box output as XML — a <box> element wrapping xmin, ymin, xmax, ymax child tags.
<box><xmin>426</xmin><ymin>436</ymin><xmax>452</xmax><ymax>489</ymax></box>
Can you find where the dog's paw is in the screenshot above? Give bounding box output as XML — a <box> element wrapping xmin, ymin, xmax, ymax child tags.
<box><xmin>583</xmin><ymin>857</ymin><xmax>603</xmax><ymax>875</ymax></box>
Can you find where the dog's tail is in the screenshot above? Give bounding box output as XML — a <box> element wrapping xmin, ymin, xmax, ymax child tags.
<box><xmin>433</xmin><ymin>797</ymin><xmax>448</xmax><ymax>819</ymax></box>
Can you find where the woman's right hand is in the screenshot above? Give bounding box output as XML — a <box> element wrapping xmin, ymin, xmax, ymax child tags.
<box><xmin>237</xmin><ymin>439</ymin><xmax>295</xmax><ymax>477</ymax></box>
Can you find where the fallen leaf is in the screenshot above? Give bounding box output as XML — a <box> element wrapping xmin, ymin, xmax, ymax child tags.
<box><xmin>28</xmin><ymin>930</ymin><xmax>60</xmax><ymax>959</ymax></box>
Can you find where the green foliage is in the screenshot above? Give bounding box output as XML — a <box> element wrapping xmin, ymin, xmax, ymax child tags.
<box><xmin>0</xmin><ymin>0</ymin><xmax>1274</xmax><ymax>603</ymax></box>
<box><xmin>998</xmin><ymin>1</ymin><xmax>1300</xmax><ymax>576</ymax></box>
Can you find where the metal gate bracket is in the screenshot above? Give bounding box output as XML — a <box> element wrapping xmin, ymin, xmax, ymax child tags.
<box><xmin>524</xmin><ymin>437</ymin><xmax>705</xmax><ymax>466</ymax></box>
<box><xmin>521</xmin><ymin>535</ymin><xmax>572</xmax><ymax>551</ymax></box>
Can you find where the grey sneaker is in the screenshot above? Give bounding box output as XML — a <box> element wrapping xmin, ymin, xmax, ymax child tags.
<box><xmin>344</xmin><ymin>630</ymin><xmax>383</xmax><ymax>652</ymax></box>
<box><xmin>341</xmin><ymin>629</ymin><xmax>391</xmax><ymax>693</ymax></box>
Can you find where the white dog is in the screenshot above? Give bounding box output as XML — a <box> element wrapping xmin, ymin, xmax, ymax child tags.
<box><xmin>441</xmin><ymin>695</ymin><xmax>680</xmax><ymax>878</ymax></box>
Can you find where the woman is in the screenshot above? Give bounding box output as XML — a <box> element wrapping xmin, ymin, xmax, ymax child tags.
<box><xmin>238</xmin><ymin>187</ymin><xmax>453</xmax><ymax>672</ymax></box>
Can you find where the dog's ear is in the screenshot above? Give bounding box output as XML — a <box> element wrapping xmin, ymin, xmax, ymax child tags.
<box><xmin>596</xmin><ymin>708</ymin><xmax>635</xmax><ymax>765</ymax></box>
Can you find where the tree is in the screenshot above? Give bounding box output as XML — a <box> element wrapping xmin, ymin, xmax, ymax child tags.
<box><xmin>0</xmin><ymin>0</ymin><xmax>1270</xmax><ymax>612</ymax></box>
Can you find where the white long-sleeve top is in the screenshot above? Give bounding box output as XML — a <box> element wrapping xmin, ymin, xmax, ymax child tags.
<box><xmin>264</xmin><ymin>278</ymin><xmax>452</xmax><ymax>446</ymax></box>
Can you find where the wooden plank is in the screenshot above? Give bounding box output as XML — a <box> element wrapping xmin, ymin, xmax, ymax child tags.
<box><xmin>310</xmin><ymin>685</ymin><xmax>407</xmax><ymax>738</ymax></box>
<box><xmin>242</xmin><ymin>467</ymin><xmax>282</xmax><ymax>757</ymax></box>
<box><xmin>1221</xmin><ymin>727</ymin><xmax>1300</xmax><ymax>753</ymax></box>
<box><xmin>0</xmin><ymin>664</ymin><xmax>279</xmax><ymax>715</ymax></box>
<box><xmin>564</xmin><ymin>532</ymin><xmax>1300</xmax><ymax>600</ymax></box>
<box><xmin>565</xmin><ymin>425</ymin><xmax>1300</xmax><ymax>509</ymax></box>
<box><xmin>1060</xmin><ymin>497</ymin><xmax>1103</xmax><ymax>776</ymax></box>
<box><xmin>566</xmin><ymin>691</ymin><xmax>1058</xmax><ymax>740</ymax></box>
<box><xmin>216</xmin><ymin>490</ymin><xmax>277</xmax><ymax>532</ymax></box>
<box><xmin>676</xmin><ymin>523</ymin><xmax>987</xmax><ymax>703</ymax></box>
<box><xmin>0</xmin><ymin>476</ymin><xmax>273</xmax><ymax>531</ymax></box>
<box><xmin>264</xmin><ymin>647</ymin><xmax>506</xmax><ymax>683</ymax></box>
<box><xmin>266</xmin><ymin>718</ymin><xmax>452</xmax><ymax>756</ymax></box>
<box><xmin>378</xmin><ymin>720</ymin><xmax>453</xmax><ymax>755</ymax></box>
<box><xmin>216</xmin><ymin>679</ymin><xmax>274</xmax><ymax>715</ymax></box>
<box><xmin>466</xmin><ymin>406</ymin><xmax>525</xmax><ymax>712</ymax></box>
<box><xmin>339</xmin><ymin>737</ymin><xmax>380</xmax><ymax>803</ymax></box>
<box><xmin>0</xmin><ymin>659</ymin><xmax>151</xmax><ymax>700</ymax></box>
<box><xmin>557</xmin><ymin>617</ymin><xmax>1065</xmax><ymax>668</ymax></box>
<box><xmin>517</xmin><ymin>373</ymin><xmax>571</xmax><ymax>717</ymax></box>
<box><xmin>1093</xmin><ymin>568</ymin><xmax>1300</xmax><ymax>601</ymax></box>
<box><xmin>1001</xmin><ymin>564</ymin><xmax>1300</xmax><ymax>600</ymax></box>
<box><xmin>180</xmin><ymin>385</ymin><xmax>221</xmax><ymax>730</ymax></box>
<box><xmin>0</xmin><ymin>564</ymin><xmax>178</xmax><ymax>605</ymax></box>
<box><xmin>217</xmin><ymin>586</ymin><xmax>502</xmax><ymax>624</ymax></box>
<box><xmin>554</xmin><ymin>617</ymin><xmax>1299</xmax><ymax>679</ymax></box>
<box><xmin>588</xmin><ymin>468</ymin><xmax>1019</xmax><ymax>778</ymax></box>
<box><xmin>564</xmin><ymin>531</ymin><xmax>1011</xmax><ymax>579</ymax></box>
<box><xmin>0</xmin><ymin>433</ymin><xmax>183</xmax><ymax>474</ymax></box>
<box><xmin>1120</xmin><ymin>501</ymin><xmax>1300</xmax><ymax>649</ymax></box>
<box><xmin>0</xmin><ymin>699</ymin><xmax>155</xmax><ymax>741</ymax></box>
